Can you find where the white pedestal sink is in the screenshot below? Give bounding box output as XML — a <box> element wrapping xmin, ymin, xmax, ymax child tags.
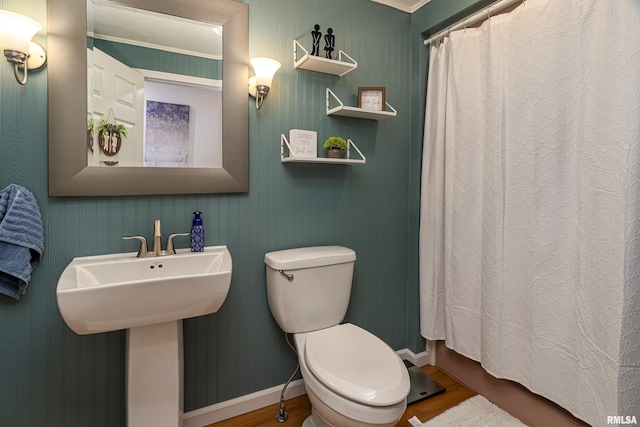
<box><xmin>56</xmin><ymin>246</ymin><xmax>232</xmax><ymax>427</ymax></box>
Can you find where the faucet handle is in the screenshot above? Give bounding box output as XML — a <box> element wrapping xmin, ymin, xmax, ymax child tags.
<box><xmin>165</xmin><ymin>233</ymin><xmax>190</xmax><ymax>255</ymax></box>
<box><xmin>122</xmin><ymin>235</ymin><xmax>149</xmax><ymax>258</ymax></box>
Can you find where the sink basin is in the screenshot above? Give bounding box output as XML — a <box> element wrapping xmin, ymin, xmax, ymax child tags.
<box><xmin>56</xmin><ymin>245</ymin><xmax>232</xmax><ymax>426</ymax></box>
<box><xmin>57</xmin><ymin>245</ymin><xmax>232</xmax><ymax>335</ymax></box>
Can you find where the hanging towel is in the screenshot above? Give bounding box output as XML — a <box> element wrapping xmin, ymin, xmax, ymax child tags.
<box><xmin>0</xmin><ymin>184</ymin><xmax>44</xmax><ymax>300</ymax></box>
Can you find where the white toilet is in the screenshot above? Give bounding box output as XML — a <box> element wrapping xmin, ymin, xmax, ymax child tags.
<box><xmin>265</xmin><ymin>246</ymin><xmax>410</xmax><ymax>427</ymax></box>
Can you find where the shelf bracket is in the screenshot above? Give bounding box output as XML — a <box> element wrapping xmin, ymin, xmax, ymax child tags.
<box><xmin>336</xmin><ymin>51</ymin><xmax>357</xmax><ymax>74</ymax></box>
<box><xmin>384</xmin><ymin>101</ymin><xmax>397</xmax><ymax>116</ymax></box>
<box><xmin>326</xmin><ymin>88</ymin><xmax>343</xmax><ymax>114</ymax></box>
<box><xmin>347</xmin><ymin>139</ymin><xmax>366</xmax><ymax>162</ymax></box>
<box><xmin>293</xmin><ymin>40</ymin><xmax>306</xmax><ymax>65</ymax></box>
<box><xmin>280</xmin><ymin>134</ymin><xmax>293</xmax><ymax>161</ymax></box>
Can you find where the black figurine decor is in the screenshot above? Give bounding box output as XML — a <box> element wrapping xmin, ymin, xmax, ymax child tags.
<box><xmin>324</xmin><ymin>27</ymin><xmax>335</xmax><ymax>59</ymax></box>
<box><xmin>311</xmin><ymin>24</ymin><xmax>322</xmax><ymax>56</ymax></box>
<box><xmin>310</xmin><ymin>25</ymin><xmax>337</xmax><ymax>59</ymax></box>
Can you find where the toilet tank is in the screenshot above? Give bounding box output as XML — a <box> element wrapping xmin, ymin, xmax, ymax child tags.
<box><xmin>265</xmin><ymin>246</ymin><xmax>356</xmax><ymax>334</ymax></box>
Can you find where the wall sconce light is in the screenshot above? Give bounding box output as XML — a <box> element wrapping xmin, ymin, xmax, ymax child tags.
<box><xmin>248</xmin><ymin>57</ymin><xmax>281</xmax><ymax>110</ymax></box>
<box><xmin>0</xmin><ymin>10</ymin><xmax>47</xmax><ymax>85</ymax></box>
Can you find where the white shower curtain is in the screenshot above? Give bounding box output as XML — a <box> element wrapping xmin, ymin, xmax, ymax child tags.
<box><xmin>419</xmin><ymin>1</ymin><xmax>640</xmax><ymax>426</ymax></box>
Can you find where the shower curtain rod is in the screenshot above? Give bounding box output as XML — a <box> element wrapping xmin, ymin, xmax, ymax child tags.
<box><xmin>424</xmin><ymin>0</ymin><xmax>524</xmax><ymax>45</ymax></box>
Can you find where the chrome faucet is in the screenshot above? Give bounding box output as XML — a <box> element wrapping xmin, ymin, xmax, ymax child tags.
<box><xmin>123</xmin><ymin>219</ymin><xmax>189</xmax><ymax>258</ymax></box>
<box><xmin>152</xmin><ymin>219</ymin><xmax>162</xmax><ymax>255</ymax></box>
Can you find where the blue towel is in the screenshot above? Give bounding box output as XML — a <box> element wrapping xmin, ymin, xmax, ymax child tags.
<box><xmin>0</xmin><ymin>184</ymin><xmax>44</xmax><ymax>300</ymax></box>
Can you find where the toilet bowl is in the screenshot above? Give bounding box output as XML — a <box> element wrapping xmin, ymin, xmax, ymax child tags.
<box><xmin>264</xmin><ymin>246</ymin><xmax>410</xmax><ymax>427</ymax></box>
<box><xmin>295</xmin><ymin>323</ymin><xmax>409</xmax><ymax>427</ymax></box>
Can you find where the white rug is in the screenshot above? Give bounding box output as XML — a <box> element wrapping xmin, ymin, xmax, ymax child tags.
<box><xmin>416</xmin><ymin>395</ymin><xmax>528</xmax><ymax>426</ymax></box>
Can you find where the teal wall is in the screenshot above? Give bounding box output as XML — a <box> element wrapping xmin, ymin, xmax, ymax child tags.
<box><xmin>0</xmin><ymin>0</ymin><xmax>483</xmax><ymax>425</ymax></box>
<box><xmin>92</xmin><ymin>38</ymin><xmax>222</xmax><ymax>80</ymax></box>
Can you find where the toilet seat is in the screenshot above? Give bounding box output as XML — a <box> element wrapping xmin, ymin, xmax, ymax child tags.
<box><xmin>304</xmin><ymin>323</ymin><xmax>409</xmax><ymax>407</ymax></box>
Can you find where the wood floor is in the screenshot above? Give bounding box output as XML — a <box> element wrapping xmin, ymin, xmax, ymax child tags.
<box><xmin>206</xmin><ymin>365</ymin><xmax>476</xmax><ymax>427</ymax></box>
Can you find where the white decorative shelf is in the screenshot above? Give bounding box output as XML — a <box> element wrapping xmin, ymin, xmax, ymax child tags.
<box><xmin>326</xmin><ymin>88</ymin><xmax>397</xmax><ymax>121</ymax></box>
<box><xmin>293</xmin><ymin>40</ymin><xmax>358</xmax><ymax>77</ymax></box>
<box><xmin>280</xmin><ymin>134</ymin><xmax>366</xmax><ymax>164</ymax></box>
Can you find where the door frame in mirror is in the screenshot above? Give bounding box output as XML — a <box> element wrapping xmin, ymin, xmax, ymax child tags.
<box><xmin>48</xmin><ymin>0</ymin><xmax>248</xmax><ymax>196</ymax></box>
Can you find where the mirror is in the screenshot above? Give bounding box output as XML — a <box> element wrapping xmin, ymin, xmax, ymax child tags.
<box><xmin>48</xmin><ymin>0</ymin><xmax>249</xmax><ymax>196</ymax></box>
<box><xmin>87</xmin><ymin>0</ymin><xmax>223</xmax><ymax>168</ymax></box>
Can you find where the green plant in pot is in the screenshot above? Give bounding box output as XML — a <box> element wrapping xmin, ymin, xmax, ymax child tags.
<box><xmin>323</xmin><ymin>136</ymin><xmax>348</xmax><ymax>159</ymax></box>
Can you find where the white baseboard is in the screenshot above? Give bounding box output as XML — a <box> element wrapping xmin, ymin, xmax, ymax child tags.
<box><xmin>397</xmin><ymin>347</ymin><xmax>431</xmax><ymax>367</ymax></box>
<box><xmin>183</xmin><ymin>347</ymin><xmax>430</xmax><ymax>427</ymax></box>
<box><xmin>183</xmin><ymin>379</ymin><xmax>306</xmax><ymax>427</ymax></box>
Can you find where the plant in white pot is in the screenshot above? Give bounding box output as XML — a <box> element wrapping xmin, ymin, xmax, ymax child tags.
<box><xmin>323</xmin><ymin>136</ymin><xmax>348</xmax><ymax>159</ymax></box>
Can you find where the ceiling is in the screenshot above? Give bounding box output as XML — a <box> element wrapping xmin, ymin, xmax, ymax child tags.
<box><xmin>370</xmin><ymin>0</ymin><xmax>432</xmax><ymax>13</ymax></box>
<box><xmin>88</xmin><ymin>0</ymin><xmax>222</xmax><ymax>59</ymax></box>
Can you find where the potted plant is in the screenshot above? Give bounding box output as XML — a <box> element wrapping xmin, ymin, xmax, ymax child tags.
<box><xmin>323</xmin><ymin>136</ymin><xmax>348</xmax><ymax>159</ymax></box>
<box><xmin>97</xmin><ymin>119</ymin><xmax>127</xmax><ymax>156</ymax></box>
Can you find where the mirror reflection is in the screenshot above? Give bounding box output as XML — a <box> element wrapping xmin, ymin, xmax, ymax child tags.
<box><xmin>87</xmin><ymin>0</ymin><xmax>223</xmax><ymax>168</ymax></box>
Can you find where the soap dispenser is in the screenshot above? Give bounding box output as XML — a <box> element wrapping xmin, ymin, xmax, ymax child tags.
<box><xmin>191</xmin><ymin>211</ymin><xmax>204</xmax><ymax>252</ymax></box>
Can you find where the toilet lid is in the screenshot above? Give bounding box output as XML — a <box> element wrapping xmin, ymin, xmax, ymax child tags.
<box><xmin>304</xmin><ymin>323</ymin><xmax>409</xmax><ymax>406</ymax></box>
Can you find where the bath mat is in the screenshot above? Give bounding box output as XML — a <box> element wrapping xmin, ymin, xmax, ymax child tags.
<box><xmin>415</xmin><ymin>395</ymin><xmax>528</xmax><ymax>426</ymax></box>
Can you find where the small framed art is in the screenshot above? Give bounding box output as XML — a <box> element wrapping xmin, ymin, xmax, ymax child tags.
<box><xmin>358</xmin><ymin>87</ymin><xmax>386</xmax><ymax>111</ymax></box>
<box><xmin>289</xmin><ymin>129</ymin><xmax>317</xmax><ymax>158</ymax></box>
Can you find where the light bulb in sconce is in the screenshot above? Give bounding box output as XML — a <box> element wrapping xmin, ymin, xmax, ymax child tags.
<box><xmin>249</xmin><ymin>57</ymin><xmax>281</xmax><ymax>110</ymax></box>
<box><xmin>0</xmin><ymin>10</ymin><xmax>47</xmax><ymax>85</ymax></box>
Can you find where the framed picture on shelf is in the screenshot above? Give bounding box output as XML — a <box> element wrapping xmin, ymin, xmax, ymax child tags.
<box><xmin>358</xmin><ymin>87</ymin><xmax>386</xmax><ymax>111</ymax></box>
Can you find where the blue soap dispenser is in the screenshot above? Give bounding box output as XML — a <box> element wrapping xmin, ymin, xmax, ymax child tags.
<box><xmin>191</xmin><ymin>211</ymin><xmax>204</xmax><ymax>252</ymax></box>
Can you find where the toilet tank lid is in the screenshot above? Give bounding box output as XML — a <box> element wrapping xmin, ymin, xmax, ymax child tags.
<box><xmin>265</xmin><ymin>246</ymin><xmax>356</xmax><ymax>270</ymax></box>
